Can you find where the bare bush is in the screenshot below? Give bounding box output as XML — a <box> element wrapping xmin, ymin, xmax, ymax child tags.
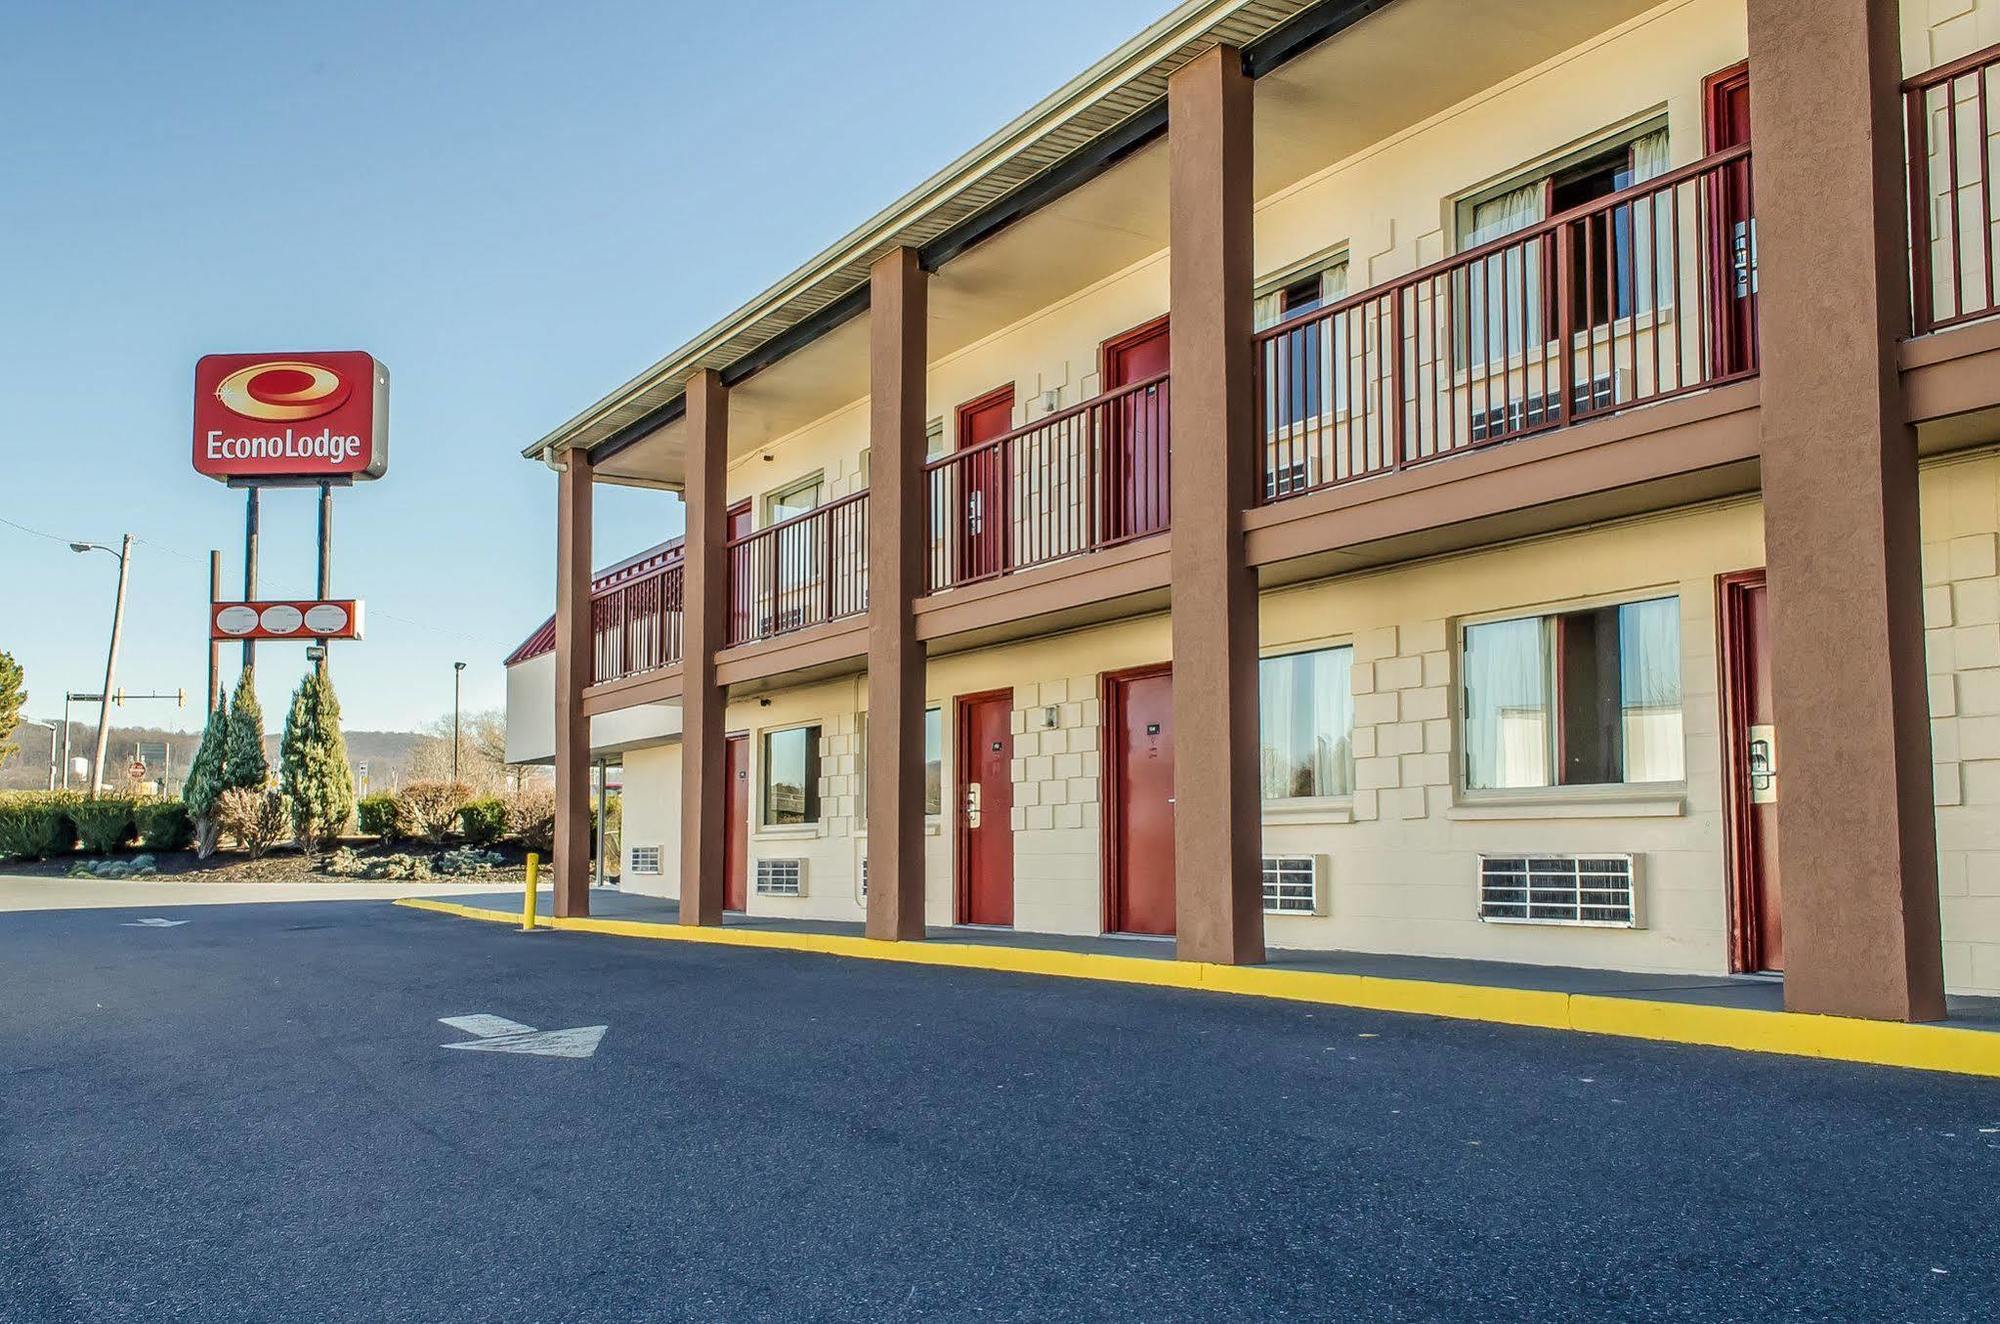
<box><xmin>216</xmin><ymin>788</ymin><xmax>291</xmax><ymax>859</ymax></box>
<box><xmin>504</xmin><ymin>784</ymin><xmax>556</xmax><ymax>854</ymax></box>
<box><xmin>394</xmin><ymin>780</ymin><xmax>471</xmax><ymax>845</ymax></box>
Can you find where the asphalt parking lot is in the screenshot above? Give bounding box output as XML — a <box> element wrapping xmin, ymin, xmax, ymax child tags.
<box><xmin>2</xmin><ymin>898</ymin><xmax>1996</xmax><ymax>1322</ymax></box>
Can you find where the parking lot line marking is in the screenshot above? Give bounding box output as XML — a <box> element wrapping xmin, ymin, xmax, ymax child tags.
<box><xmin>393</xmin><ymin>898</ymin><xmax>2000</xmax><ymax>1079</ymax></box>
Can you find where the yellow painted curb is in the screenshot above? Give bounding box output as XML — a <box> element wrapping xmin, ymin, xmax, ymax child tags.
<box><xmin>393</xmin><ymin>897</ymin><xmax>2000</xmax><ymax>1079</ymax></box>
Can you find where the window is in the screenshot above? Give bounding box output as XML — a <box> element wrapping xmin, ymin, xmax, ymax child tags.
<box><xmin>762</xmin><ymin>725</ymin><xmax>822</xmax><ymax>826</ymax></box>
<box><xmin>1255</xmin><ymin>258</ymin><xmax>1351</xmax><ymax>434</ymax></box>
<box><xmin>1462</xmin><ymin>596</ymin><xmax>1683</xmax><ymax>791</ymax></box>
<box><xmin>855</xmin><ymin>709</ymin><xmax>942</xmax><ymax>819</ymax></box>
<box><xmin>764</xmin><ymin>474</ymin><xmax>822</xmax><ymax>526</ymax></box>
<box><xmin>1259</xmin><ymin>646</ymin><xmax>1355</xmax><ymax>799</ymax></box>
<box><xmin>1456</xmin><ymin>126</ymin><xmax>1671</xmax><ymax>362</ymax></box>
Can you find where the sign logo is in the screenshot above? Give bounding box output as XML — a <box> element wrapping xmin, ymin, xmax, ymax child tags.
<box><xmin>193</xmin><ymin>351</ymin><xmax>389</xmax><ymax>483</ymax></box>
<box><xmin>213</xmin><ymin>361</ymin><xmax>353</xmax><ymax>422</ymax></box>
<box><xmin>210</xmin><ymin>599</ymin><xmax>364</xmax><ymax>641</ymax></box>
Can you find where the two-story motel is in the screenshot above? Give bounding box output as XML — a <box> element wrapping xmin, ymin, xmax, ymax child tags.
<box><xmin>506</xmin><ymin>0</ymin><xmax>2000</xmax><ymax>1022</ymax></box>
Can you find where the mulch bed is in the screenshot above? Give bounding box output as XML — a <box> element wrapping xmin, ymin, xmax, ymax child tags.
<box><xmin>2</xmin><ymin>839</ymin><xmax>552</xmax><ymax>885</ymax></box>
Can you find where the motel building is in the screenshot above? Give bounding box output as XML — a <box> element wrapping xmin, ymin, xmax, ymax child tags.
<box><xmin>506</xmin><ymin>0</ymin><xmax>2000</xmax><ymax>1023</ymax></box>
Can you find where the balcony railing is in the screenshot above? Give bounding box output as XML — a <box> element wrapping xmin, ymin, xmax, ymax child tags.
<box><xmin>727</xmin><ymin>490</ymin><xmax>869</xmax><ymax>646</ymax></box>
<box><xmin>1254</xmin><ymin>145</ymin><xmax>1757</xmax><ymax>504</ymax></box>
<box><xmin>1907</xmin><ymin>42</ymin><xmax>2000</xmax><ymax>334</ymax></box>
<box><xmin>590</xmin><ymin>553</ymin><xmax>683</xmax><ymax>685</ymax></box>
<box><xmin>924</xmin><ymin>371</ymin><xmax>1170</xmax><ymax>593</ymax></box>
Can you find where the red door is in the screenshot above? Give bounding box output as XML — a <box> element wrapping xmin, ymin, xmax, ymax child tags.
<box><xmin>1703</xmin><ymin>62</ymin><xmax>1756</xmax><ymax>379</ymax></box>
<box><xmin>1105</xmin><ymin>665</ymin><xmax>1175</xmax><ymax>936</ymax></box>
<box><xmin>724</xmin><ymin>733</ymin><xmax>749</xmax><ymax>912</ymax></box>
<box><xmin>957</xmin><ymin>690</ymin><xmax>1015</xmax><ymax>926</ymax></box>
<box><xmin>725</xmin><ymin>500</ymin><xmax>752</xmax><ymax>643</ymax></box>
<box><xmin>955</xmin><ymin>386</ymin><xmax>1015</xmax><ymax>583</ymax></box>
<box><xmin>1720</xmin><ymin>571</ymin><xmax>1781</xmax><ymax>972</ymax></box>
<box><xmin>1100</xmin><ymin>318</ymin><xmax>1171</xmax><ymax>545</ymax></box>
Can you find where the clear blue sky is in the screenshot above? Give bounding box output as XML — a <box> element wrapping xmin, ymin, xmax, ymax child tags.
<box><xmin>0</xmin><ymin>0</ymin><xmax>1169</xmax><ymax>734</ymax></box>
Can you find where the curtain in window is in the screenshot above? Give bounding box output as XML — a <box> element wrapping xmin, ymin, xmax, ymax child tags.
<box><xmin>1627</xmin><ymin>129</ymin><xmax>1673</xmax><ymax>317</ymax></box>
<box><xmin>1617</xmin><ymin>596</ymin><xmax>1683</xmax><ymax>783</ymax></box>
<box><xmin>1464</xmin><ymin>184</ymin><xmax>1546</xmax><ymax>365</ymax></box>
<box><xmin>1258</xmin><ymin>648</ymin><xmax>1354</xmax><ymax>799</ymax></box>
<box><xmin>1463</xmin><ymin>616</ymin><xmax>1551</xmax><ymax>789</ymax></box>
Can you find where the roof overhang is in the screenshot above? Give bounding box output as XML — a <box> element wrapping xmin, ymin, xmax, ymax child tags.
<box><xmin>522</xmin><ymin>0</ymin><xmax>1395</xmax><ymax>479</ymax></box>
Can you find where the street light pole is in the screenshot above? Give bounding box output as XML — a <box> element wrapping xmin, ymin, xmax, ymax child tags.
<box><xmin>452</xmin><ymin>661</ymin><xmax>466</xmax><ymax>784</ymax></box>
<box><xmin>23</xmin><ymin>720</ymin><xmax>57</xmax><ymax>791</ymax></box>
<box><xmin>74</xmin><ymin>535</ymin><xmax>134</xmax><ymax>800</ymax></box>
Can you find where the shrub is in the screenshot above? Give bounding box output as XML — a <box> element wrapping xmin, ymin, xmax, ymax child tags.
<box><xmin>68</xmin><ymin>854</ymin><xmax>158</xmax><ymax>880</ymax></box>
<box><xmin>504</xmin><ymin>785</ymin><xmax>556</xmax><ymax>854</ymax></box>
<box><xmin>279</xmin><ymin>669</ymin><xmax>355</xmax><ymax>854</ymax></box>
<box><xmin>216</xmin><ymin>787</ymin><xmax>290</xmax><ymax>859</ymax></box>
<box><xmin>223</xmin><ymin>671</ymin><xmax>268</xmax><ymax>791</ymax></box>
<box><xmin>0</xmin><ymin>792</ymin><xmax>79</xmax><ymax>861</ymax></box>
<box><xmin>323</xmin><ymin>846</ymin><xmax>366</xmax><ymax>877</ymax></box>
<box><xmin>182</xmin><ymin>700</ymin><xmax>230</xmax><ymax>858</ymax></box>
<box><xmin>395</xmin><ymin>781</ymin><xmax>471</xmax><ymax>845</ymax></box>
<box><xmin>70</xmin><ymin>799</ymin><xmax>137</xmax><ymax>855</ymax></box>
<box><xmin>355</xmin><ymin>793</ymin><xmax>400</xmax><ymax>841</ymax></box>
<box><xmin>371</xmin><ymin>852</ymin><xmax>433</xmax><ymax>881</ymax></box>
<box><xmin>435</xmin><ymin>846</ymin><xmax>504</xmax><ymax>877</ymax></box>
<box><xmin>134</xmin><ymin>800</ymin><xmax>194</xmax><ymax>852</ymax></box>
<box><xmin>458</xmin><ymin>797</ymin><xmax>507</xmax><ymax>846</ymax></box>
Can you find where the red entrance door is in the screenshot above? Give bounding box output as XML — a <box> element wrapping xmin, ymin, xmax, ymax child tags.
<box><xmin>957</xmin><ymin>689</ymin><xmax>1015</xmax><ymax>926</ymax></box>
<box><xmin>1100</xmin><ymin>318</ymin><xmax>1171</xmax><ymax>545</ymax></box>
<box><xmin>1105</xmin><ymin>665</ymin><xmax>1175</xmax><ymax>936</ymax></box>
<box><xmin>724</xmin><ymin>733</ymin><xmax>749</xmax><ymax>913</ymax></box>
<box><xmin>955</xmin><ymin>385</ymin><xmax>1015</xmax><ymax>583</ymax></box>
<box><xmin>1703</xmin><ymin>62</ymin><xmax>1756</xmax><ymax>379</ymax></box>
<box><xmin>1721</xmin><ymin>571</ymin><xmax>1781</xmax><ymax>972</ymax></box>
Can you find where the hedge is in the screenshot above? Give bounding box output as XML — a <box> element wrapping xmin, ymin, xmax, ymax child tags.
<box><xmin>135</xmin><ymin>800</ymin><xmax>195</xmax><ymax>852</ymax></box>
<box><xmin>0</xmin><ymin>791</ymin><xmax>80</xmax><ymax>861</ymax></box>
<box><xmin>71</xmin><ymin>799</ymin><xmax>138</xmax><ymax>855</ymax></box>
<box><xmin>355</xmin><ymin>793</ymin><xmax>400</xmax><ymax>841</ymax></box>
<box><xmin>458</xmin><ymin>797</ymin><xmax>507</xmax><ymax>847</ymax></box>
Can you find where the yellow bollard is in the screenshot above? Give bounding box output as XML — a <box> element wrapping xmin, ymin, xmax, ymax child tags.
<box><xmin>522</xmin><ymin>852</ymin><xmax>540</xmax><ymax>931</ymax></box>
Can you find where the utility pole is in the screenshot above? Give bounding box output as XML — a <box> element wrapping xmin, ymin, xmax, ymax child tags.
<box><xmin>315</xmin><ymin>481</ymin><xmax>333</xmax><ymax>677</ymax></box>
<box><xmin>452</xmin><ymin>661</ymin><xmax>466</xmax><ymax>783</ymax></box>
<box><xmin>207</xmin><ymin>549</ymin><xmax>223</xmax><ymax>711</ymax></box>
<box><xmin>75</xmin><ymin>535</ymin><xmax>134</xmax><ymax>799</ymax></box>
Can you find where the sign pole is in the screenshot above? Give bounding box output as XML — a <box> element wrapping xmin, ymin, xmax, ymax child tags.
<box><xmin>315</xmin><ymin>480</ymin><xmax>332</xmax><ymax>677</ymax></box>
<box><xmin>207</xmin><ymin>549</ymin><xmax>222</xmax><ymax>711</ymax></box>
<box><xmin>241</xmin><ymin>487</ymin><xmax>259</xmax><ymax>676</ymax></box>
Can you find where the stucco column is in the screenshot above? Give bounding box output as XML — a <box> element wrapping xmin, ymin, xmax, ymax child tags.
<box><xmin>552</xmin><ymin>445</ymin><xmax>594</xmax><ymax>918</ymax></box>
<box><xmin>1747</xmin><ymin>0</ymin><xmax>1944</xmax><ymax>1020</ymax></box>
<box><xmin>865</xmin><ymin>246</ymin><xmax>929</xmax><ymax>941</ymax></box>
<box><xmin>679</xmin><ymin>369</ymin><xmax>731</xmax><ymax>927</ymax></box>
<box><xmin>1167</xmin><ymin>44</ymin><xmax>1263</xmax><ymax>965</ymax></box>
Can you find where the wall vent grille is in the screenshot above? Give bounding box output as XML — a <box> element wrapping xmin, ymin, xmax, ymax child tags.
<box><xmin>1479</xmin><ymin>855</ymin><xmax>1638</xmax><ymax>927</ymax></box>
<box><xmin>755</xmin><ymin>858</ymin><xmax>806</xmax><ymax>897</ymax></box>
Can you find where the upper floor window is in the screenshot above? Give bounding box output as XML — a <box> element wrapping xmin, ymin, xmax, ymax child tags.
<box><xmin>1462</xmin><ymin>596</ymin><xmax>1682</xmax><ymax>791</ymax></box>
<box><xmin>762</xmin><ymin>724</ymin><xmax>822</xmax><ymax>826</ymax></box>
<box><xmin>1255</xmin><ymin>256</ymin><xmax>1351</xmax><ymax>485</ymax></box>
<box><xmin>1260</xmin><ymin>645</ymin><xmax>1355</xmax><ymax>800</ymax></box>
<box><xmin>765</xmin><ymin>474</ymin><xmax>822</xmax><ymax>526</ymax></box>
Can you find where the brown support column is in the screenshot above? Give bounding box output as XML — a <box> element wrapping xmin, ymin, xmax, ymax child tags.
<box><xmin>680</xmin><ymin>369</ymin><xmax>730</xmax><ymax>927</ymax></box>
<box><xmin>552</xmin><ymin>445</ymin><xmax>594</xmax><ymax>918</ymax></box>
<box><xmin>1167</xmin><ymin>45</ymin><xmax>1263</xmax><ymax>965</ymax></box>
<box><xmin>865</xmin><ymin>246</ymin><xmax>928</xmax><ymax>941</ymax></box>
<box><xmin>1747</xmin><ymin>0</ymin><xmax>1944</xmax><ymax>1020</ymax></box>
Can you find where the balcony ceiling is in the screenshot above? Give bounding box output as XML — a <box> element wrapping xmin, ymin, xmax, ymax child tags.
<box><xmin>589</xmin><ymin>0</ymin><xmax>1670</xmax><ymax>489</ymax></box>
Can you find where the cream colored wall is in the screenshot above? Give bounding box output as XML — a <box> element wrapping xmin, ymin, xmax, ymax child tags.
<box><xmin>1920</xmin><ymin>451</ymin><xmax>2000</xmax><ymax>996</ymax></box>
<box><xmin>1254</xmin><ymin>0</ymin><xmax>1743</xmax><ymax>289</ymax></box>
<box><xmin>1904</xmin><ymin>0</ymin><xmax>2000</xmax><ymax>75</ymax></box>
<box><xmin>620</xmin><ymin>742</ymin><xmax>681</xmax><ymax>901</ymax></box>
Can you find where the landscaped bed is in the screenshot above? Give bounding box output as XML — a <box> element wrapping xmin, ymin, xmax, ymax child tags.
<box><xmin>0</xmin><ymin>838</ymin><xmax>546</xmax><ymax>885</ymax></box>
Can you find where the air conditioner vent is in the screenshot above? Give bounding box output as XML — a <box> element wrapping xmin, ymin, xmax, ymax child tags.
<box><xmin>1262</xmin><ymin>854</ymin><xmax>1329</xmax><ymax>916</ymax></box>
<box><xmin>1479</xmin><ymin>855</ymin><xmax>1639</xmax><ymax>928</ymax></box>
<box><xmin>629</xmin><ymin>846</ymin><xmax>662</xmax><ymax>875</ymax></box>
<box><xmin>755</xmin><ymin>858</ymin><xmax>807</xmax><ymax>897</ymax></box>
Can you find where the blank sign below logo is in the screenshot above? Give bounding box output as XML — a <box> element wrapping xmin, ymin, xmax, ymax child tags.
<box><xmin>259</xmin><ymin>604</ymin><xmax>304</xmax><ymax>635</ymax></box>
<box><xmin>302</xmin><ymin>603</ymin><xmax>349</xmax><ymax>634</ymax></box>
<box><xmin>215</xmin><ymin>605</ymin><xmax>260</xmax><ymax>636</ymax></box>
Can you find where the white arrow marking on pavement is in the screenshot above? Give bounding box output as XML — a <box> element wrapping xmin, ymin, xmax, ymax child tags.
<box><xmin>123</xmin><ymin>918</ymin><xmax>189</xmax><ymax>928</ymax></box>
<box><xmin>438</xmin><ymin>1014</ymin><xmax>606</xmax><ymax>1059</ymax></box>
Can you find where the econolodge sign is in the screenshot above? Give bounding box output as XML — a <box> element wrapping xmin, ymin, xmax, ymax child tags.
<box><xmin>210</xmin><ymin>599</ymin><xmax>364</xmax><ymax>641</ymax></box>
<box><xmin>193</xmin><ymin>351</ymin><xmax>389</xmax><ymax>482</ymax></box>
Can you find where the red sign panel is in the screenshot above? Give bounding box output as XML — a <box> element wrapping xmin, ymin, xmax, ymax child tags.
<box><xmin>210</xmin><ymin>600</ymin><xmax>365</xmax><ymax>641</ymax></box>
<box><xmin>193</xmin><ymin>352</ymin><xmax>389</xmax><ymax>482</ymax></box>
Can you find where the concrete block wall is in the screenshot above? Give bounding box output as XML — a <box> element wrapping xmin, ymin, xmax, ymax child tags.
<box><xmin>1921</xmin><ymin>454</ymin><xmax>2000</xmax><ymax>994</ymax></box>
<box><xmin>1008</xmin><ymin>676</ymin><xmax>1106</xmax><ymax>935</ymax></box>
<box><xmin>1347</xmin><ymin>619</ymin><xmax>1454</xmax><ymax>824</ymax></box>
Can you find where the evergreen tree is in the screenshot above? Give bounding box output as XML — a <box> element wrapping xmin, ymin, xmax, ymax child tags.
<box><xmin>223</xmin><ymin>670</ymin><xmax>268</xmax><ymax>790</ymax></box>
<box><xmin>183</xmin><ymin>697</ymin><xmax>230</xmax><ymax>858</ymax></box>
<box><xmin>0</xmin><ymin>651</ymin><xmax>24</xmax><ymax>769</ymax></box>
<box><xmin>279</xmin><ymin>669</ymin><xmax>355</xmax><ymax>853</ymax></box>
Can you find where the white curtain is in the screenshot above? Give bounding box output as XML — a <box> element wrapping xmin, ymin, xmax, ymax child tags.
<box><xmin>1628</xmin><ymin>129</ymin><xmax>1673</xmax><ymax>316</ymax></box>
<box><xmin>1463</xmin><ymin>616</ymin><xmax>1552</xmax><ymax>789</ymax></box>
<box><xmin>1617</xmin><ymin>596</ymin><xmax>1684</xmax><ymax>784</ymax></box>
<box><xmin>1465</xmin><ymin>184</ymin><xmax>1545</xmax><ymax>363</ymax></box>
<box><xmin>1258</xmin><ymin>647</ymin><xmax>1355</xmax><ymax>799</ymax></box>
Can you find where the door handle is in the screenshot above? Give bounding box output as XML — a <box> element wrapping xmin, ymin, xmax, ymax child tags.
<box><xmin>965</xmin><ymin>781</ymin><xmax>981</xmax><ymax>828</ymax></box>
<box><xmin>1747</xmin><ymin>723</ymin><xmax>1777</xmax><ymax>804</ymax></box>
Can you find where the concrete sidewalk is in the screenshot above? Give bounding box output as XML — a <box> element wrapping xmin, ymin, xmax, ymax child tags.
<box><xmin>0</xmin><ymin>874</ymin><xmax>508</xmax><ymax>913</ymax></box>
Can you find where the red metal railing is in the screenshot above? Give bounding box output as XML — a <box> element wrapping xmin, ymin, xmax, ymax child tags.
<box><xmin>1907</xmin><ymin>42</ymin><xmax>2000</xmax><ymax>333</ymax></box>
<box><xmin>1254</xmin><ymin>145</ymin><xmax>1757</xmax><ymax>504</ymax></box>
<box><xmin>727</xmin><ymin>490</ymin><xmax>869</xmax><ymax>645</ymax></box>
<box><xmin>924</xmin><ymin>371</ymin><xmax>1170</xmax><ymax>592</ymax></box>
<box><xmin>590</xmin><ymin>554</ymin><xmax>683</xmax><ymax>684</ymax></box>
